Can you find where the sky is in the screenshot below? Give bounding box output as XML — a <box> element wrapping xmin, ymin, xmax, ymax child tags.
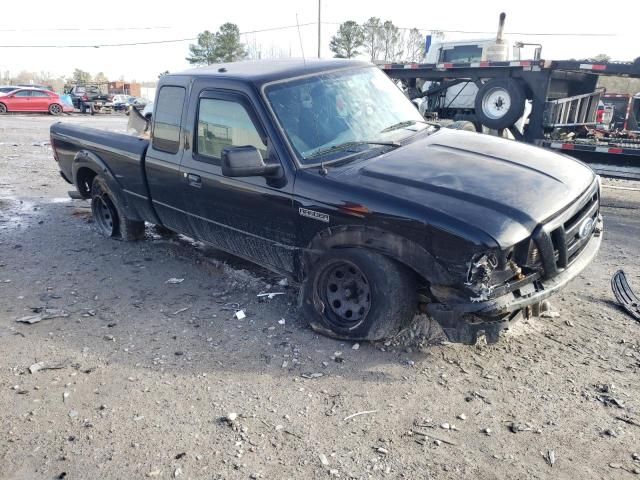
<box><xmin>1</xmin><ymin>0</ymin><xmax>639</xmax><ymax>83</ymax></box>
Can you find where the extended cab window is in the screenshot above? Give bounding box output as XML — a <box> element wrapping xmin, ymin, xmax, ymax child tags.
<box><xmin>153</xmin><ymin>86</ymin><xmax>186</xmax><ymax>154</ymax></box>
<box><xmin>196</xmin><ymin>99</ymin><xmax>266</xmax><ymax>161</ymax></box>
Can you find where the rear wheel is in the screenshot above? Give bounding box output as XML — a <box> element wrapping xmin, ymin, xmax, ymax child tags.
<box><xmin>303</xmin><ymin>248</ymin><xmax>417</xmax><ymax>341</ymax></box>
<box><xmin>49</xmin><ymin>103</ymin><xmax>63</xmax><ymax>116</ymax></box>
<box><xmin>0</xmin><ymin>103</ymin><xmax>6</xmax><ymax>114</ymax></box>
<box><xmin>90</xmin><ymin>176</ymin><xmax>144</xmax><ymax>241</ymax></box>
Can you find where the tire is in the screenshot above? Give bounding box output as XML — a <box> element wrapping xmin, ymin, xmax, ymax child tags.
<box><xmin>302</xmin><ymin>248</ymin><xmax>417</xmax><ymax>341</ymax></box>
<box><xmin>48</xmin><ymin>103</ymin><xmax>62</xmax><ymax>116</ymax></box>
<box><xmin>90</xmin><ymin>176</ymin><xmax>145</xmax><ymax>241</ymax></box>
<box><xmin>446</xmin><ymin>120</ymin><xmax>478</xmax><ymax>132</ymax></box>
<box><xmin>0</xmin><ymin>103</ymin><xmax>6</xmax><ymax>114</ymax></box>
<box><xmin>475</xmin><ymin>78</ymin><xmax>525</xmax><ymax>130</ymax></box>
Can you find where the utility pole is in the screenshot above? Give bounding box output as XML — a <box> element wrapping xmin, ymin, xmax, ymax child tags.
<box><xmin>317</xmin><ymin>0</ymin><xmax>321</xmax><ymax>58</ymax></box>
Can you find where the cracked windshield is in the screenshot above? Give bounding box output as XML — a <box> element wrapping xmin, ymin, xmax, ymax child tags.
<box><xmin>266</xmin><ymin>66</ymin><xmax>429</xmax><ymax>163</ymax></box>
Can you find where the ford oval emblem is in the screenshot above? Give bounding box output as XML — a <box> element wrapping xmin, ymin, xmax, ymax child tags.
<box><xmin>578</xmin><ymin>217</ymin><xmax>594</xmax><ymax>239</ymax></box>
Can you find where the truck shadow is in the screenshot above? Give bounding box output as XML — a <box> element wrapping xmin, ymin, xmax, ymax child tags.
<box><xmin>7</xmin><ymin>201</ymin><xmax>434</xmax><ymax>384</ymax></box>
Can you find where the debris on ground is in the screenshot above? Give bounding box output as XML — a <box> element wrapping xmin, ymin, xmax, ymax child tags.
<box><xmin>234</xmin><ymin>310</ymin><xmax>246</xmax><ymax>320</ymax></box>
<box><xmin>257</xmin><ymin>292</ymin><xmax>285</xmax><ymax>300</ymax></box>
<box><xmin>165</xmin><ymin>278</ymin><xmax>184</xmax><ymax>284</ymax></box>
<box><xmin>544</xmin><ymin>449</ymin><xmax>556</xmax><ymax>467</ymax></box>
<box><xmin>343</xmin><ymin>410</ymin><xmax>377</xmax><ymax>422</ymax></box>
<box><xmin>28</xmin><ymin>362</ymin><xmax>44</xmax><ymax>374</ymax></box>
<box><xmin>611</xmin><ymin>270</ymin><xmax>640</xmax><ymax>321</ymax></box>
<box><xmin>540</xmin><ymin>311</ymin><xmax>561</xmax><ymax>318</ymax></box>
<box><xmin>15</xmin><ymin>308</ymin><xmax>68</xmax><ymax>324</ymax></box>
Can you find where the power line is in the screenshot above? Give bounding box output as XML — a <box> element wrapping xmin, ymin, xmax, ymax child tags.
<box><xmin>0</xmin><ymin>21</ymin><xmax>619</xmax><ymax>48</ymax></box>
<box><xmin>0</xmin><ymin>26</ymin><xmax>172</xmax><ymax>32</ymax></box>
<box><xmin>0</xmin><ymin>23</ymin><xmax>318</xmax><ymax>48</ymax></box>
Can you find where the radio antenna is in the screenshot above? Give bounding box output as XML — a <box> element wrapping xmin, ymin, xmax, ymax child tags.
<box><xmin>296</xmin><ymin>13</ymin><xmax>306</xmax><ymax>64</ymax></box>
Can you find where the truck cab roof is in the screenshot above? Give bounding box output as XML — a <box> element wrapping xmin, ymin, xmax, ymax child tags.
<box><xmin>172</xmin><ymin>58</ymin><xmax>371</xmax><ymax>86</ymax></box>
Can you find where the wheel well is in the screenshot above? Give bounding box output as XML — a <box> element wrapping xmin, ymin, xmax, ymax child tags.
<box><xmin>75</xmin><ymin>167</ymin><xmax>98</xmax><ymax>198</ymax></box>
<box><xmin>303</xmin><ymin>225</ymin><xmax>454</xmax><ymax>286</ymax></box>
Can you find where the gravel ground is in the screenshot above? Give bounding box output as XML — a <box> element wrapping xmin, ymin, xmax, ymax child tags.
<box><xmin>1</xmin><ymin>114</ymin><xmax>639</xmax><ymax>480</ymax></box>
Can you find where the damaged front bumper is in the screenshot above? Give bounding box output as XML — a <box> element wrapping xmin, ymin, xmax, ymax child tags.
<box><xmin>428</xmin><ymin>216</ymin><xmax>603</xmax><ymax>344</ymax></box>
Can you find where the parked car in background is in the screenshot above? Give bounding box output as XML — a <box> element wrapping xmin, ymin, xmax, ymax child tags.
<box><xmin>141</xmin><ymin>101</ymin><xmax>153</xmax><ymax>119</ymax></box>
<box><xmin>125</xmin><ymin>97</ymin><xmax>150</xmax><ymax>116</ymax></box>
<box><xmin>112</xmin><ymin>94</ymin><xmax>133</xmax><ymax>112</ymax></box>
<box><xmin>0</xmin><ymin>88</ymin><xmax>73</xmax><ymax>115</ymax></box>
<box><xmin>17</xmin><ymin>83</ymin><xmax>53</xmax><ymax>91</ymax></box>
<box><xmin>0</xmin><ymin>86</ymin><xmax>20</xmax><ymax>94</ymax></box>
<box><xmin>67</xmin><ymin>85</ymin><xmax>111</xmax><ymax>113</ymax></box>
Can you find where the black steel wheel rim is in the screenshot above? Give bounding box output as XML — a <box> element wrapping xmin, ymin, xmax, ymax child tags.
<box><xmin>318</xmin><ymin>260</ymin><xmax>371</xmax><ymax>330</ymax></box>
<box><xmin>92</xmin><ymin>195</ymin><xmax>117</xmax><ymax>236</ymax></box>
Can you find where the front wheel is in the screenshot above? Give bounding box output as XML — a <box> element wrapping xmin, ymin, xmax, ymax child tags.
<box><xmin>303</xmin><ymin>248</ymin><xmax>417</xmax><ymax>341</ymax></box>
<box><xmin>49</xmin><ymin>103</ymin><xmax>62</xmax><ymax>116</ymax></box>
<box><xmin>0</xmin><ymin>103</ymin><xmax>6</xmax><ymax>114</ymax></box>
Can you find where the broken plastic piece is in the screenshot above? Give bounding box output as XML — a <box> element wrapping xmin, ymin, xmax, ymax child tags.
<box><xmin>234</xmin><ymin>310</ymin><xmax>246</xmax><ymax>320</ymax></box>
<box><xmin>611</xmin><ymin>270</ymin><xmax>640</xmax><ymax>321</ymax></box>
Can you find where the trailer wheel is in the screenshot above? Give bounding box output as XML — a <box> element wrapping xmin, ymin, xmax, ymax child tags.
<box><xmin>447</xmin><ymin>120</ymin><xmax>478</xmax><ymax>132</ymax></box>
<box><xmin>303</xmin><ymin>248</ymin><xmax>417</xmax><ymax>341</ymax></box>
<box><xmin>475</xmin><ymin>79</ymin><xmax>525</xmax><ymax>130</ymax></box>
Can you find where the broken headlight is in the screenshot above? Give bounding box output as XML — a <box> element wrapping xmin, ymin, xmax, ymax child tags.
<box><xmin>466</xmin><ymin>253</ymin><xmax>498</xmax><ymax>286</ymax></box>
<box><xmin>465</xmin><ymin>251</ymin><xmax>524</xmax><ymax>301</ymax></box>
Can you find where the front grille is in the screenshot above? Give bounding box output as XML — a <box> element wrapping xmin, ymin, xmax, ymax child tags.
<box><xmin>533</xmin><ymin>181</ymin><xmax>600</xmax><ymax>277</ymax></box>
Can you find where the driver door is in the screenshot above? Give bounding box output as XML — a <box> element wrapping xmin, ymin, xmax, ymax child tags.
<box><xmin>180</xmin><ymin>89</ymin><xmax>297</xmax><ymax>273</ymax></box>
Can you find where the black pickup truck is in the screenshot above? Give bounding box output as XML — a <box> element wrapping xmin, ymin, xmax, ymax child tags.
<box><xmin>50</xmin><ymin>59</ymin><xmax>603</xmax><ymax>344</ymax></box>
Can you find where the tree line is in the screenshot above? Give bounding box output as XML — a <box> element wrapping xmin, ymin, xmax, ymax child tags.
<box><xmin>330</xmin><ymin>19</ymin><xmax>428</xmax><ymax>62</ymax></box>
<box><xmin>184</xmin><ymin>20</ymin><xmax>431</xmax><ymax>66</ymax></box>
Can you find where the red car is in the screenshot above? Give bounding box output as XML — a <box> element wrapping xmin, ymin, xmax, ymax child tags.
<box><xmin>0</xmin><ymin>88</ymin><xmax>73</xmax><ymax>115</ymax></box>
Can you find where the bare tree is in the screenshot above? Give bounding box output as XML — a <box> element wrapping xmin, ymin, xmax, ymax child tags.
<box><xmin>362</xmin><ymin>17</ymin><xmax>382</xmax><ymax>61</ymax></box>
<box><xmin>379</xmin><ymin>21</ymin><xmax>402</xmax><ymax>61</ymax></box>
<box><xmin>404</xmin><ymin>28</ymin><xmax>425</xmax><ymax>62</ymax></box>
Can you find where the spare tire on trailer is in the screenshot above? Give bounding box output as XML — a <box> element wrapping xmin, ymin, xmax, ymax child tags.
<box><xmin>475</xmin><ymin>78</ymin><xmax>525</xmax><ymax>130</ymax></box>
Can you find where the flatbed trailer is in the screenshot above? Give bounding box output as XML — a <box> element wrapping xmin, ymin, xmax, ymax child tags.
<box><xmin>381</xmin><ymin>59</ymin><xmax>640</xmax><ymax>177</ymax></box>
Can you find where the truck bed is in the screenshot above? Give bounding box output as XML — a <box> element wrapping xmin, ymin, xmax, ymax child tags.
<box><xmin>50</xmin><ymin>122</ymin><xmax>153</xmax><ymax>220</ymax></box>
<box><xmin>51</xmin><ymin>123</ymin><xmax>148</xmax><ymax>191</ymax></box>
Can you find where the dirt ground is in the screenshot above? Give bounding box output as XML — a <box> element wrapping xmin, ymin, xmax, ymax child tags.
<box><xmin>1</xmin><ymin>114</ymin><xmax>639</xmax><ymax>480</ymax></box>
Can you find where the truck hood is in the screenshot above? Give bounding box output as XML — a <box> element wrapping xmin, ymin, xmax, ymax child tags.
<box><xmin>349</xmin><ymin>129</ymin><xmax>595</xmax><ymax>247</ymax></box>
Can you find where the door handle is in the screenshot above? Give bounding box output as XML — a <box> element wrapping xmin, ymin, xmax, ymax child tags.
<box><xmin>185</xmin><ymin>172</ymin><xmax>202</xmax><ymax>187</ymax></box>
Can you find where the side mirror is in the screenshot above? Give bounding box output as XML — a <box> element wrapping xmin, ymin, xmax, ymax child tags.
<box><xmin>221</xmin><ymin>146</ymin><xmax>281</xmax><ymax>178</ymax></box>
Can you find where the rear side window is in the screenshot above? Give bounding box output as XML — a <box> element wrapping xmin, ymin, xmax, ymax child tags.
<box><xmin>153</xmin><ymin>86</ymin><xmax>186</xmax><ymax>154</ymax></box>
<box><xmin>32</xmin><ymin>91</ymin><xmax>49</xmax><ymax>97</ymax></box>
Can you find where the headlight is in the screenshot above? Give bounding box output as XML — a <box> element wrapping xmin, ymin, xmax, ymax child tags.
<box><xmin>466</xmin><ymin>253</ymin><xmax>498</xmax><ymax>286</ymax></box>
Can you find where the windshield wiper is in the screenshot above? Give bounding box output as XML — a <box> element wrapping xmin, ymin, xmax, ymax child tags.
<box><xmin>380</xmin><ymin>119</ymin><xmax>440</xmax><ymax>133</ymax></box>
<box><xmin>304</xmin><ymin>140</ymin><xmax>401</xmax><ymax>160</ymax></box>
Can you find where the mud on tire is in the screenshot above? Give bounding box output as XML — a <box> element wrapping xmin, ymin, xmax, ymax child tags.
<box><xmin>302</xmin><ymin>248</ymin><xmax>417</xmax><ymax>341</ymax></box>
<box><xmin>90</xmin><ymin>175</ymin><xmax>145</xmax><ymax>241</ymax></box>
